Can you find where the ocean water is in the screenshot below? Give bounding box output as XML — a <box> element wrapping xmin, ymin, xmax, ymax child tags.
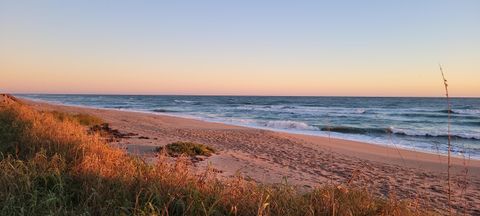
<box><xmin>18</xmin><ymin>94</ymin><xmax>480</xmax><ymax>158</ymax></box>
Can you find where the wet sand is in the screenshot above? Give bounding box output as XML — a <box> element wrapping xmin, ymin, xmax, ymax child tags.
<box><xmin>24</xmin><ymin>99</ymin><xmax>480</xmax><ymax>214</ymax></box>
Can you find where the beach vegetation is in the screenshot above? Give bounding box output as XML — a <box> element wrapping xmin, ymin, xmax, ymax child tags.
<box><xmin>156</xmin><ymin>141</ymin><xmax>216</xmax><ymax>157</ymax></box>
<box><xmin>47</xmin><ymin>110</ymin><xmax>104</xmax><ymax>127</ymax></box>
<box><xmin>0</xmin><ymin>98</ymin><xmax>426</xmax><ymax>215</ymax></box>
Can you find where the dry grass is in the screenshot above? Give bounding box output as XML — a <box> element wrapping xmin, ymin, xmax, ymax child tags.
<box><xmin>0</xmin><ymin>98</ymin><xmax>426</xmax><ymax>215</ymax></box>
<box><xmin>47</xmin><ymin>110</ymin><xmax>104</xmax><ymax>126</ymax></box>
<box><xmin>440</xmin><ymin>65</ymin><xmax>454</xmax><ymax>216</ymax></box>
<box><xmin>439</xmin><ymin>66</ymin><xmax>473</xmax><ymax>216</ymax></box>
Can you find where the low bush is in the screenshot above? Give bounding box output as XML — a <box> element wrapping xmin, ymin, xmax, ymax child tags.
<box><xmin>156</xmin><ymin>142</ymin><xmax>216</xmax><ymax>157</ymax></box>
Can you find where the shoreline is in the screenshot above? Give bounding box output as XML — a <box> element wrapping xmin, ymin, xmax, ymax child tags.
<box><xmin>20</xmin><ymin>97</ymin><xmax>480</xmax><ymax>174</ymax></box>
<box><xmin>20</xmin><ymin>97</ymin><xmax>480</xmax><ymax>212</ymax></box>
<box><xmin>18</xmin><ymin>96</ymin><xmax>480</xmax><ymax>162</ymax></box>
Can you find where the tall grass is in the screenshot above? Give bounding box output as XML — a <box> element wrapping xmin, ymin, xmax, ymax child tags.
<box><xmin>0</xmin><ymin>97</ymin><xmax>426</xmax><ymax>215</ymax></box>
<box><xmin>47</xmin><ymin>110</ymin><xmax>104</xmax><ymax>127</ymax></box>
<box><xmin>439</xmin><ymin>65</ymin><xmax>452</xmax><ymax>215</ymax></box>
<box><xmin>439</xmin><ymin>66</ymin><xmax>474</xmax><ymax>216</ymax></box>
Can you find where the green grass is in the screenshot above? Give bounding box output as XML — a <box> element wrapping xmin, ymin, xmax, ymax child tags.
<box><xmin>0</xmin><ymin>98</ymin><xmax>428</xmax><ymax>215</ymax></box>
<box><xmin>156</xmin><ymin>142</ymin><xmax>216</xmax><ymax>157</ymax></box>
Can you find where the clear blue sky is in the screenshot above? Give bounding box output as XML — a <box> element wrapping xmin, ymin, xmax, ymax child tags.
<box><xmin>1</xmin><ymin>1</ymin><xmax>479</xmax><ymax>96</ymax></box>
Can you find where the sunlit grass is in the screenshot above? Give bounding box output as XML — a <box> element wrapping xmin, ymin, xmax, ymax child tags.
<box><xmin>47</xmin><ymin>110</ymin><xmax>104</xmax><ymax>126</ymax></box>
<box><xmin>0</xmin><ymin>97</ymin><xmax>427</xmax><ymax>215</ymax></box>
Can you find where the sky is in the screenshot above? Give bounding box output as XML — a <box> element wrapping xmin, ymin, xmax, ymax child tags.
<box><xmin>1</xmin><ymin>1</ymin><xmax>479</xmax><ymax>97</ymax></box>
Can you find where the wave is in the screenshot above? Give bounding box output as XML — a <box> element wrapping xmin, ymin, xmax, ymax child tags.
<box><xmin>174</xmin><ymin>100</ymin><xmax>195</xmax><ymax>104</ymax></box>
<box><xmin>395</xmin><ymin>113</ymin><xmax>447</xmax><ymax>119</ymax></box>
<box><xmin>438</xmin><ymin>109</ymin><xmax>456</xmax><ymax>114</ymax></box>
<box><xmin>151</xmin><ymin>109</ymin><xmax>178</xmax><ymax>113</ymax></box>
<box><xmin>262</xmin><ymin>120</ymin><xmax>317</xmax><ymax>130</ymax></box>
<box><xmin>435</xmin><ymin>109</ymin><xmax>480</xmax><ymax>115</ymax></box>
<box><xmin>395</xmin><ymin>132</ymin><xmax>480</xmax><ymax>140</ymax></box>
<box><xmin>220</xmin><ymin>118</ymin><xmax>317</xmax><ymax>131</ymax></box>
<box><xmin>450</xmin><ymin>109</ymin><xmax>480</xmax><ymax>115</ymax></box>
<box><xmin>390</xmin><ymin>128</ymin><xmax>480</xmax><ymax>140</ymax></box>
<box><xmin>321</xmin><ymin>126</ymin><xmax>391</xmax><ymax>134</ymax></box>
<box><xmin>319</xmin><ymin>126</ymin><xmax>480</xmax><ymax>140</ymax></box>
<box><xmin>393</xmin><ymin>112</ymin><xmax>480</xmax><ymax>119</ymax></box>
<box><xmin>106</xmin><ymin>106</ymin><xmax>133</xmax><ymax>109</ymax></box>
<box><xmin>463</xmin><ymin>121</ymin><xmax>480</xmax><ymax>126</ymax></box>
<box><xmin>234</xmin><ymin>105</ymin><xmax>370</xmax><ymax>116</ymax></box>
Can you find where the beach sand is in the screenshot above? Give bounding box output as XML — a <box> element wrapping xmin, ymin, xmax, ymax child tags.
<box><xmin>24</xmin><ymin>99</ymin><xmax>480</xmax><ymax>214</ymax></box>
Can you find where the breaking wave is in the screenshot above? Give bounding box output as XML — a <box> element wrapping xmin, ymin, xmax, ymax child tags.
<box><xmin>320</xmin><ymin>126</ymin><xmax>480</xmax><ymax>140</ymax></box>
<box><xmin>321</xmin><ymin>126</ymin><xmax>392</xmax><ymax>134</ymax></box>
<box><xmin>262</xmin><ymin>120</ymin><xmax>317</xmax><ymax>130</ymax></box>
<box><xmin>151</xmin><ymin>109</ymin><xmax>178</xmax><ymax>113</ymax></box>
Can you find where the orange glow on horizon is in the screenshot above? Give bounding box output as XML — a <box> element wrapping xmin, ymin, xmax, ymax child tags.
<box><xmin>1</xmin><ymin>48</ymin><xmax>479</xmax><ymax>97</ymax></box>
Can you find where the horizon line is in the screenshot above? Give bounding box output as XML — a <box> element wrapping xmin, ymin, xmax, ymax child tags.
<box><xmin>8</xmin><ymin>92</ymin><xmax>480</xmax><ymax>99</ymax></box>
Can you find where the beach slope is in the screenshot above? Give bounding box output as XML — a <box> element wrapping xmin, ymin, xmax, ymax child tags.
<box><xmin>23</xmin><ymin>98</ymin><xmax>480</xmax><ymax>214</ymax></box>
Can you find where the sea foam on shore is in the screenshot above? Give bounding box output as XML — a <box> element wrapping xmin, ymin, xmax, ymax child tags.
<box><xmin>17</xmin><ymin>94</ymin><xmax>480</xmax><ymax>158</ymax></box>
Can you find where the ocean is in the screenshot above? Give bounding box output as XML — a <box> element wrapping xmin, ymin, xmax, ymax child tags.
<box><xmin>18</xmin><ymin>94</ymin><xmax>480</xmax><ymax>159</ymax></box>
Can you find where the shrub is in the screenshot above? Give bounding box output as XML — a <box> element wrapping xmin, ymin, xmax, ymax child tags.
<box><xmin>156</xmin><ymin>142</ymin><xmax>216</xmax><ymax>157</ymax></box>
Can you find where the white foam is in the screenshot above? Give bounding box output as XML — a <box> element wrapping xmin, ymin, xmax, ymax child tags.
<box><xmin>263</xmin><ymin>120</ymin><xmax>317</xmax><ymax>130</ymax></box>
<box><xmin>174</xmin><ymin>99</ymin><xmax>195</xmax><ymax>104</ymax></box>
<box><xmin>453</xmin><ymin>109</ymin><xmax>480</xmax><ymax>115</ymax></box>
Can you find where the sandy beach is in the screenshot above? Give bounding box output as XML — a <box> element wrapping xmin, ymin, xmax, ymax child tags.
<box><xmin>24</xmin><ymin>98</ymin><xmax>480</xmax><ymax>214</ymax></box>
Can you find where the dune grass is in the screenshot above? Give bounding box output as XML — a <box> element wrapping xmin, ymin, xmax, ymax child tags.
<box><xmin>47</xmin><ymin>110</ymin><xmax>104</xmax><ymax>127</ymax></box>
<box><xmin>0</xmin><ymin>99</ymin><xmax>424</xmax><ymax>215</ymax></box>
